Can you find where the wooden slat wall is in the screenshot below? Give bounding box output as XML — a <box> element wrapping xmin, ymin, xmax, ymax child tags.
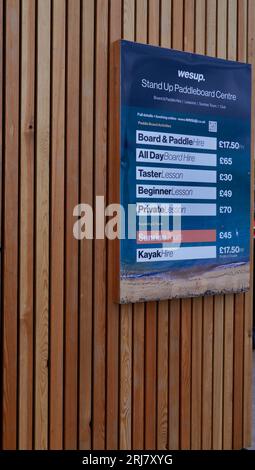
<box><xmin>0</xmin><ymin>0</ymin><xmax>254</xmax><ymax>450</ymax></box>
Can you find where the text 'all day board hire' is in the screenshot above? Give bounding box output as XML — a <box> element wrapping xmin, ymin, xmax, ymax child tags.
<box><xmin>111</xmin><ymin>40</ymin><xmax>251</xmax><ymax>304</ymax></box>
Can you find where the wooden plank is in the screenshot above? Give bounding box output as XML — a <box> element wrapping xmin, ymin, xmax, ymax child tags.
<box><xmin>144</xmin><ymin>0</ymin><xmax>159</xmax><ymax>451</ymax></box>
<box><xmin>79</xmin><ymin>0</ymin><xmax>94</xmax><ymax>450</ymax></box>
<box><xmin>191</xmin><ymin>0</ymin><xmax>205</xmax><ymax>449</ymax></box>
<box><xmin>206</xmin><ymin>0</ymin><xmax>217</xmax><ymax>56</ymax></box>
<box><xmin>132</xmin><ymin>0</ymin><xmax>147</xmax><ymax>450</ymax></box>
<box><xmin>157</xmin><ymin>301</ymin><xmax>168</xmax><ymax>449</ymax></box>
<box><xmin>64</xmin><ymin>0</ymin><xmax>80</xmax><ymax>449</ymax></box>
<box><xmin>172</xmin><ymin>0</ymin><xmax>183</xmax><ymax>51</ymax></box>
<box><xmin>2</xmin><ymin>0</ymin><xmax>20</xmax><ymax>450</ymax></box>
<box><xmin>132</xmin><ymin>303</ymin><xmax>145</xmax><ymax>450</ymax></box>
<box><xmin>243</xmin><ymin>292</ymin><xmax>253</xmax><ymax>446</ymax></box>
<box><xmin>144</xmin><ymin>301</ymin><xmax>157</xmax><ymax>450</ymax></box>
<box><xmin>35</xmin><ymin>0</ymin><xmax>50</xmax><ymax>450</ymax></box>
<box><xmin>202</xmin><ymin>296</ymin><xmax>213</xmax><ymax>449</ymax></box>
<box><xmin>233</xmin><ymin>294</ymin><xmax>244</xmax><ymax>449</ymax></box>
<box><xmin>0</xmin><ymin>0</ymin><xmax>2</xmax><ymax>244</ymax></box>
<box><xmin>119</xmin><ymin>0</ymin><xmax>134</xmax><ymax>451</ymax></box>
<box><xmin>168</xmin><ymin>0</ymin><xmax>183</xmax><ymax>451</ymax></box>
<box><xmin>168</xmin><ymin>300</ymin><xmax>180</xmax><ymax>450</ymax></box>
<box><xmin>19</xmin><ymin>0</ymin><xmax>35</xmax><ymax>450</ymax></box>
<box><xmin>135</xmin><ymin>0</ymin><xmax>148</xmax><ymax>44</ymax></box>
<box><xmin>227</xmin><ymin>0</ymin><xmax>237</xmax><ymax>61</ymax></box>
<box><xmin>0</xmin><ymin>0</ymin><xmax>2</xmax><ymax>449</ymax></box>
<box><xmin>180</xmin><ymin>0</ymin><xmax>194</xmax><ymax>450</ymax></box>
<box><xmin>233</xmin><ymin>0</ymin><xmax>247</xmax><ymax>450</ymax></box>
<box><xmin>93</xmin><ymin>0</ymin><xmax>108</xmax><ymax>450</ymax></box>
<box><xmin>200</xmin><ymin>0</ymin><xmax>216</xmax><ymax>451</ymax></box>
<box><xmin>228</xmin><ymin>0</ymin><xmax>244</xmax><ymax>448</ymax></box>
<box><xmin>106</xmin><ymin>0</ymin><xmax>121</xmax><ymax>451</ymax></box>
<box><xmin>223</xmin><ymin>295</ymin><xmax>234</xmax><ymax>449</ymax></box>
<box><xmin>195</xmin><ymin>0</ymin><xmax>205</xmax><ymax>54</ymax></box>
<box><xmin>156</xmin><ymin>3</ymin><xmax>171</xmax><ymax>450</ymax></box>
<box><xmin>206</xmin><ymin>0</ymin><xmax>216</xmax><ymax>57</ymax></box>
<box><xmin>237</xmin><ymin>0</ymin><xmax>247</xmax><ymax>61</ymax></box>
<box><xmin>243</xmin><ymin>0</ymin><xmax>255</xmax><ymax>447</ymax></box>
<box><xmin>148</xmin><ymin>0</ymin><xmax>159</xmax><ymax>45</ymax></box>
<box><xmin>0</xmin><ymin>1</ymin><xmax>2</xmax><ymax>390</ymax></box>
<box><xmin>123</xmin><ymin>0</ymin><xmax>135</xmax><ymax>40</ymax></box>
<box><xmin>223</xmin><ymin>0</ymin><xmax>237</xmax><ymax>450</ymax></box>
<box><xmin>120</xmin><ymin>304</ymin><xmax>132</xmax><ymax>450</ymax></box>
<box><xmin>212</xmin><ymin>1</ymin><xmax>227</xmax><ymax>450</ymax></box>
<box><xmin>184</xmin><ymin>0</ymin><xmax>194</xmax><ymax>52</ymax></box>
<box><xmin>161</xmin><ymin>0</ymin><xmax>171</xmax><ymax>48</ymax></box>
<box><xmin>180</xmin><ymin>299</ymin><xmax>191</xmax><ymax>450</ymax></box>
<box><xmin>217</xmin><ymin>0</ymin><xmax>227</xmax><ymax>58</ymax></box>
<box><xmin>191</xmin><ymin>298</ymin><xmax>202</xmax><ymax>449</ymax></box>
<box><xmin>50</xmin><ymin>0</ymin><xmax>65</xmax><ymax>450</ymax></box>
<box><xmin>212</xmin><ymin>296</ymin><xmax>224</xmax><ymax>449</ymax></box>
<box><xmin>157</xmin><ymin>7</ymin><xmax>172</xmax><ymax>450</ymax></box>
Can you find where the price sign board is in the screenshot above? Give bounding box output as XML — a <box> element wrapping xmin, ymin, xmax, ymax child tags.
<box><xmin>112</xmin><ymin>40</ymin><xmax>251</xmax><ymax>303</ymax></box>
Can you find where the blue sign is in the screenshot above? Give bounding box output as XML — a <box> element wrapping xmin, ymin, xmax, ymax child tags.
<box><xmin>119</xmin><ymin>40</ymin><xmax>251</xmax><ymax>303</ymax></box>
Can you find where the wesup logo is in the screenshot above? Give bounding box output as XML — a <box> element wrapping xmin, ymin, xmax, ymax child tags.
<box><xmin>177</xmin><ymin>69</ymin><xmax>205</xmax><ymax>82</ymax></box>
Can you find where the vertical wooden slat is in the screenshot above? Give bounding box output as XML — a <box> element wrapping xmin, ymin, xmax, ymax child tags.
<box><xmin>191</xmin><ymin>1</ymin><xmax>205</xmax><ymax>450</ymax></box>
<box><xmin>143</xmin><ymin>0</ymin><xmax>160</xmax><ymax>451</ymax></box>
<box><xmin>233</xmin><ymin>294</ymin><xmax>244</xmax><ymax>449</ymax></box>
<box><xmin>161</xmin><ymin>0</ymin><xmax>171</xmax><ymax>49</ymax></box>
<box><xmin>120</xmin><ymin>304</ymin><xmax>132</xmax><ymax>450</ymax></box>
<box><xmin>93</xmin><ymin>0</ymin><xmax>108</xmax><ymax>450</ymax></box>
<box><xmin>237</xmin><ymin>0</ymin><xmax>247</xmax><ymax>62</ymax></box>
<box><xmin>168</xmin><ymin>300</ymin><xmax>180</xmax><ymax>450</ymax></box>
<box><xmin>106</xmin><ymin>0</ymin><xmax>121</xmax><ymax>451</ymax></box>
<box><xmin>200</xmin><ymin>0</ymin><xmax>217</xmax><ymax>451</ymax></box>
<box><xmin>223</xmin><ymin>0</ymin><xmax>237</xmax><ymax>450</ymax></box>
<box><xmin>243</xmin><ymin>0</ymin><xmax>255</xmax><ymax>447</ymax></box>
<box><xmin>35</xmin><ymin>0</ymin><xmax>50</xmax><ymax>450</ymax></box>
<box><xmin>229</xmin><ymin>1</ymin><xmax>247</xmax><ymax>449</ymax></box>
<box><xmin>157</xmin><ymin>301</ymin><xmax>168</xmax><ymax>450</ymax></box>
<box><xmin>132</xmin><ymin>0</ymin><xmax>147</xmax><ymax>451</ymax></box>
<box><xmin>144</xmin><ymin>301</ymin><xmax>157</xmax><ymax>450</ymax></box>
<box><xmin>119</xmin><ymin>0</ymin><xmax>134</xmax><ymax>451</ymax></box>
<box><xmin>212</xmin><ymin>0</ymin><xmax>227</xmax><ymax>450</ymax></box>
<box><xmin>0</xmin><ymin>0</ymin><xmax>2</xmax><ymax>246</ymax></box>
<box><xmin>180</xmin><ymin>0</ymin><xmax>194</xmax><ymax>451</ymax></box>
<box><xmin>206</xmin><ymin>0</ymin><xmax>217</xmax><ymax>60</ymax></box>
<box><xmin>172</xmin><ymin>0</ymin><xmax>183</xmax><ymax>51</ymax></box>
<box><xmin>195</xmin><ymin>0</ymin><xmax>205</xmax><ymax>54</ymax></box>
<box><xmin>0</xmin><ymin>10</ymin><xmax>2</xmax><ymax>425</ymax></box>
<box><xmin>132</xmin><ymin>299</ymin><xmax>145</xmax><ymax>450</ymax></box>
<box><xmin>223</xmin><ymin>295</ymin><xmax>234</xmax><ymax>449</ymax></box>
<box><xmin>50</xmin><ymin>0</ymin><xmax>65</xmax><ymax>449</ymax></box>
<box><xmin>202</xmin><ymin>297</ymin><xmax>213</xmax><ymax>450</ymax></box>
<box><xmin>233</xmin><ymin>0</ymin><xmax>247</xmax><ymax>450</ymax></box>
<box><xmin>243</xmin><ymin>291</ymin><xmax>253</xmax><ymax>447</ymax></box>
<box><xmin>156</xmin><ymin>3</ymin><xmax>172</xmax><ymax>451</ymax></box>
<box><xmin>64</xmin><ymin>0</ymin><xmax>80</xmax><ymax>449</ymax></box>
<box><xmin>217</xmin><ymin>0</ymin><xmax>227</xmax><ymax>58</ymax></box>
<box><xmin>156</xmin><ymin>3</ymin><xmax>171</xmax><ymax>450</ymax></box>
<box><xmin>180</xmin><ymin>297</ymin><xmax>191</xmax><ymax>450</ymax></box>
<box><xmin>79</xmin><ymin>0</ymin><xmax>94</xmax><ymax>451</ymax></box>
<box><xmin>212</xmin><ymin>295</ymin><xmax>224</xmax><ymax>449</ymax></box>
<box><xmin>2</xmin><ymin>0</ymin><xmax>20</xmax><ymax>450</ymax></box>
<box><xmin>168</xmin><ymin>0</ymin><xmax>183</xmax><ymax>452</ymax></box>
<box><xmin>19</xmin><ymin>0</ymin><xmax>35</xmax><ymax>450</ymax></box>
<box><xmin>227</xmin><ymin>0</ymin><xmax>237</xmax><ymax>62</ymax></box>
<box><xmin>191</xmin><ymin>298</ymin><xmax>202</xmax><ymax>449</ymax></box>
